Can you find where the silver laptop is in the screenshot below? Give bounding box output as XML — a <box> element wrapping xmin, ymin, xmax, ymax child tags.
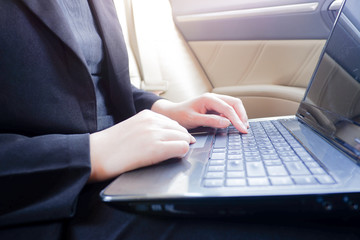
<box><xmin>101</xmin><ymin>0</ymin><xmax>360</xmax><ymax>217</ymax></box>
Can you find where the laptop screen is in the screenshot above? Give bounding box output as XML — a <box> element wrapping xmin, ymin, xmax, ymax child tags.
<box><xmin>297</xmin><ymin>0</ymin><xmax>360</xmax><ymax>161</ymax></box>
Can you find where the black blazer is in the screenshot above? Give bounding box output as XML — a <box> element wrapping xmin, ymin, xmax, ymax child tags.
<box><xmin>0</xmin><ymin>0</ymin><xmax>160</xmax><ymax>226</ymax></box>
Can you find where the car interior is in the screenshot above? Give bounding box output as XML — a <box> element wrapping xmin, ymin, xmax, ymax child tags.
<box><xmin>113</xmin><ymin>0</ymin><xmax>343</xmax><ymax>119</ymax></box>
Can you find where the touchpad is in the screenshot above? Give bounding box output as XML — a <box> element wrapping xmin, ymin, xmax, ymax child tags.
<box><xmin>190</xmin><ymin>133</ymin><xmax>208</xmax><ymax>149</ymax></box>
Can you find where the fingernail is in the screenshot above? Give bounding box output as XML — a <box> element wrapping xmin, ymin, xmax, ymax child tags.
<box><xmin>190</xmin><ymin>135</ymin><xmax>196</xmax><ymax>143</ymax></box>
<box><xmin>240</xmin><ymin>121</ymin><xmax>248</xmax><ymax>133</ymax></box>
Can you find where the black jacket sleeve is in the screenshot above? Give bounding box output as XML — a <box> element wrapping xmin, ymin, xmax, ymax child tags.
<box><xmin>0</xmin><ymin>133</ymin><xmax>91</xmax><ymax>227</ymax></box>
<box><xmin>131</xmin><ymin>85</ymin><xmax>162</xmax><ymax>113</ymax></box>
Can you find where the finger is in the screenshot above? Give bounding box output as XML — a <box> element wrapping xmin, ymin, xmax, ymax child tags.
<box><xmin>157</xmin><ymin>118</ymin><xmax>195</xmax><ymax>142</ymax></box>
<box><xmin>157</xmin><ymin>129</ymin><xmax>195</xmax><ymax>144</ymax></box>
<box><xmin>192</xmin><ymin>113</ymin><xmax>231</xmax><ymax>129</ymax></box>
<box><xmin>145</xmin><ymin>112</ymin><xmax>195</xmax><ymax>142</ymax></box>
<box><xmin>144</xmin><ymin>110</ymin><xmax>191</xmax><ymax>135</ymax></box>
<box><xmin>130</xmin><ymin>140</ymin><xmax>190</xmax><ymax>170</ymax></box>
<box><xmin>203</xmin><ymin>95</ymin><xmax>248</xmax><ymax>133</ymax></box>
<box><xmin>147</xmin><ymin>141</ymin><xmax>190</xmax><ymax>166</ymax></box>
<box><xmin>154</xmin><ymin>141</ymin><xmax>190</xmax><ymax>162</ymax></box>
<box><xmin>213</xmin><ymin>94</ymin><xmax>249</xmax><ymax>128</ymax></box>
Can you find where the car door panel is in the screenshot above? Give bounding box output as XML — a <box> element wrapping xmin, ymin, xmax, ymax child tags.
<box><xmin>172</xmin><ymin>1</ymin><xmax>330</xmax><ymax>41</ymax></box>
<box><xmin>188</xmin><ymin>40</ymin><xmax>325</xmax><ymax>88</ymax></box>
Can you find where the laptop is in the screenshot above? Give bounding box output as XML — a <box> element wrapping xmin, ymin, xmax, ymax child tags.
<box><xmin>100</xmin><ymin>0</ymin><xmax>360</xmax><ymax>218</ymax></box>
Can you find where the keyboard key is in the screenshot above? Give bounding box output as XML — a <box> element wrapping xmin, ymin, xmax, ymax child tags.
<box><xmin>292</xmin><ymin>176</ymin><xmax>317</xmax><ymax>185</ymax></box>
<box><xmin>217</xmin><ymin>128</ymin><xmax>228</xmax><ymax>134</ymax></box>
<box><xmin>229</xmin><ymin>138</ymin><xmax>241</xmax><ymax>143</ymax></box>
<box><xmin>228</xmin><ymin>145</ymin><xmax>242</xmax><ymax>150</ymax></box>
<box><xmin>244</xmin><ymin>152</ymin><xmax>260</xmax><ymax>157</ymax></box>
<box><xmin>300</xmin><ymin>156</ymin><xmax>315</xmax><ymax>162</ymax></box>
<box><xmin>226</xmin><ymin>179</ymin><xmax>247</xmax><ymax>187</ymax></box>
<box><xmin>208</xmin><ymin>165</ymin><xmax>225</xmax><ymax>172</ymax></box>
<box><xmin>272</xmin><ymin>140</ymin><xmax>287</xmax><ymax>145</ymax></box>
<box><xmin>287</xmin><ymin>140</ymin><xmax>301</xmax><ymax>148</ymax></box>
<box><xmin>315</xmin><ymin>175</ymin><xmax>336</xmax><ymax>184</ymax></box>
<box><xmin>209</xmin><ymin>160</ymin><xmax>225</xmax><ymax>166</ymax></box>
<box><xmin>246</xmin><ymin>162</ymin><xmax>266</xmax><ymax>177</ymax></box>
<box><xmin>262</xmin><ymin>154</ymin><xmax>279</xmax><ymax>160</ymax></box>
<box><xmin>229</xmin><ymin>142</ymin><xmax>241</xmax><ymax>147</ymax></box>
<box><xmin>293</xmin><ymin>147</ymin><xmax>308</xmax><ymax>156</ymax></box>
<box><xmin>228</xmin><ymin>150</ymin><xmax>242</xmax><ymax>155</ymax></box>
<box><xmin>270</xmin><ymin>177</ymin><xmax>293</xmax><ymax>185</ymax></box>
<box><xmin>203</xmin><ymin>179</ymin><xmax>223</xmax><ymax>187</ymax></box>
<box><xmin>243</xmin><ymin>147</ymin><xmax>260</xmax><ymax>152</ymax></box>
<box><xmin>248</xmin><ymin>177</ymin><xmax>270</xmax><ymax>186</ymax></box>
<box><xmin>227</xmin><ymin>160</ymin><xmax>244</xmax><ymax>171</ymax></box>
<box><xmin>278</xmin><ymin>151</ymin><xmax>296</xmax><ymax>157</ymax></box>
<box><xmin>310</xmin><ymin>168</ymin><xmax>326</xmax><ymax>175</ymax></box>
<box><xmin>285</xmin><ymin>162</ymin><xmax>310</xmax><ymax>175</ymax></box>
<box><xmin>295</xmin><ymin>150</ymin><xmax>314</xmax><ymax>161</ymax></box>
<box><xmin>258</xmin><ymin>146</ymin><xmax>275</xmax><ymax>151</ymax></box>
<box><xmin>266</xmin><ymin>165</ymin><xmax>288</xmax><ymax>176</ymax></box>
<box><xmin>273</xmin><ymin>142</ymin><xmax>289</xmax><ymax>148</ymax></box>
<box><xmin>245</xmin><ymin>156</ymin><xmax>262</xmax><ymax>162</ymax></box>
<box><xmin>211</xmin><ymin>152</ymin><xmax>226</xmax><ymax>160</ymax></box>
<box><xmin>260</xmin><ymin>150</ymin><xmax>276</xmax><ymax>155</ymax></box>
<box><xmin>304</xmin><ymin>161</ymin><xmax>320</xmax><ymax>168</ymax></box>
<box><xmin>214</xmin><ymin>135</ymin><xmax>227</xmax><ymax>148</ymax></box>
<box><xmin>212</xmin><ymin>148</ymin><xmax>226</xmax><ymax>153</ymax></box>
<box><xmin>228</xmin><ymin>154</ymin><xmax>243</xmax><ymax>160</ymax></box>
<box><xmin>205</xmin><ymin>172</ymin><xmax>224</xmax><ymax>179</ymax></box>
<box><xmin>264</xmin><ymin>160</ymin><xmax>282</xmax><ymax>166</ymax></box>
<box><xmin>227</xmin><ymin>171</ymin><xmax>245</xmax><ymax>178</ymax></box>
<box><xmin>281</xmin><ymin>155</ymin><xmax>300</xmax><ymax>162</ymax></box>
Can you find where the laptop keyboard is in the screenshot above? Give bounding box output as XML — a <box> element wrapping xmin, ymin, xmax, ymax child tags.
<box><xmin>202</xmin><ymin>120</ymin><xmax>336</xmax><ymax>188</ymax></box>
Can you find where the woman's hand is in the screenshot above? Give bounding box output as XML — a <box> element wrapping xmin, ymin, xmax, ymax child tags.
<box><xmin>151</xmin><ymin>93</ymin><xmax>249</xmax><ymax>133</ymax></box>
<box><xmin>89</xmin><ymin>110</ymin><xmax>195</xmax><ymax>182</ymax></box>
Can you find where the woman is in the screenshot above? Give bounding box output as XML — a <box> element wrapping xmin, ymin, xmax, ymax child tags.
<box><xmin>0</xmin><ymin>0</ymin><xmax>248</xmax><ymax>239</ymax></box>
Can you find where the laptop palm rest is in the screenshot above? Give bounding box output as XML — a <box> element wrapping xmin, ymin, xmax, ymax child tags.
<box><xmin>101</xmin><ymin>130</ymin><xmax>214</xmax><ymax>200</ymax></box>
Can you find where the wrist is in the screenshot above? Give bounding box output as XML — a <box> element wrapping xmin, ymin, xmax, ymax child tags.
<box><xmin>151</xmin><ymin>99</ymin><xmax>176</xmax><ymax>117</ymax></box>
<box><xmin>89</xmin><ymin>132</ymin><xmax>106</xmax><ymax>182</ymax></box>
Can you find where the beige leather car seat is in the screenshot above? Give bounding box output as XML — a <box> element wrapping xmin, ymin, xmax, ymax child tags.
<box><xmin>115</xmin><ymin>0</ymin><xmax>212</xmax><ymax>102</ymax></box>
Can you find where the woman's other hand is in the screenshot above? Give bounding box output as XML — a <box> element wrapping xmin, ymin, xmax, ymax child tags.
<box><xmin>89</xmin><ymin>110</ymin><xmax>195</xmax><ymax>181</ymax></box>
<box><xmin>152</xmin><ymin>93</ymin><xmax>249</xmax><ymax>133</ymax></box>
